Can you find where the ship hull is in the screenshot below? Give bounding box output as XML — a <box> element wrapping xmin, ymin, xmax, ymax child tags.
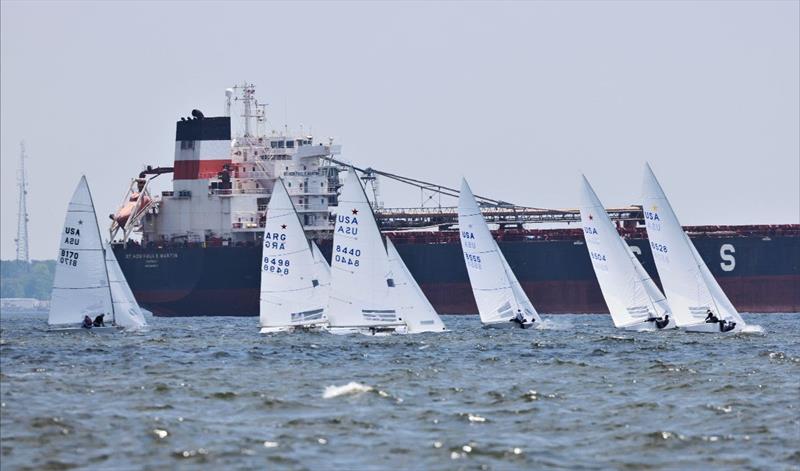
<box><xmin>115</xmin><ymin>233</ymin><xmax>800</xmax><ymax>316</ymax></box>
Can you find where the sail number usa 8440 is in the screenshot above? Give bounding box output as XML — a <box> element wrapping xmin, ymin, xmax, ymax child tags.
<box><xmin>334</xmin><ymin>245</ymin><xmax>361</xmax><ymax>267</ymax></box>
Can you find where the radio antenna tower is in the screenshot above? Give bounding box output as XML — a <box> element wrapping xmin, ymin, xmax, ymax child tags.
<box><xmin>15</xmin><ymin>141</ymin><xmax>30</xmax><ymax>263</ymax></box>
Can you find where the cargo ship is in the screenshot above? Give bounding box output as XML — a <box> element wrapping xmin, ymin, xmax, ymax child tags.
<box><xmin>110</xmin><ymin>85</ymin><xmax>800</xmax><ymax>316</ymax></box>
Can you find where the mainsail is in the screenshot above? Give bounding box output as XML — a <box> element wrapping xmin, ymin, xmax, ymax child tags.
<box><xmin>386</xmin><ymin>238</ymin><xmax>446</xmax><ymax>333</ymax></box>
<box><xmin>457</xmin><ymin>178</ymin><xmax>541</xmax><ymax>325</ymax></box>
<box><xmin>579</xmin><ymin>176</ymin><xmax>669</xmax><ymax>328</ymax></box>
<box><xmin>49</xmin><ymin>176</ymin><xmax>113</xmax><ymax>326</ymax></box>
<box><xmin>642</xmin><ymin>164</ymin><xmax>744</xmax><ymax>328</ymax></box>
<box><xmin>259</xmin><ymin>178</ymin><xmax>328</xmax><ymax>329</ymax></box>
<box><xmin>327</xmin><ymin>171</ymin><xmax>403</xmax><ymax>330</ymax></box>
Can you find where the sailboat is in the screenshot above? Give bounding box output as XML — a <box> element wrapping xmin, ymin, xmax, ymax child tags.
<box><xmin>457</xmin><ymin>178</ymin><xmax>542</xmax><ymax>329</ymax></box>
<box><xmin>326</xmin><ymin>170</ymin><xmax>445</xmax><ymax>335</ymax></box>
<box><xmin>642</xmin><ymin>164</ymin><xmax>747</xmax><ymax>333</ymax></box>
<box><xmin>259</xmin><ymin>178</ymin><xmax>329</xmax><ymax>333</ymax></box>
<box><xmin>49</xmin><ymin>176</ymin><xmax>147</xmax><ymax>331</ymax></box>
<box><xmin>579</xmin><ymin>175</ymin><xmax>675</xmax><ymax>331</ymax></box>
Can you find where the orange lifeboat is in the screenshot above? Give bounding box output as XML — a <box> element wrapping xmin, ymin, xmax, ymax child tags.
<box><xmin>113</xmin><ymin>192</ymin><xmax>152</xmax><ymax>228</ymax></box>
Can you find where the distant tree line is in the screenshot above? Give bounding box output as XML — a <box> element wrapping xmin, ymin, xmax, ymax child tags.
<box><xmin>0</xmin><ymin>260</ymin><xmax>55</xmax><ymax>300</ymax></box>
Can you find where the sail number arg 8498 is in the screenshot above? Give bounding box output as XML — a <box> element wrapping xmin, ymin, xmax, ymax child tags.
<box><xmin>335</xmin><ymin>245</ymin><xmax>361</xmax><ymax>267</ymax></box>
<box><xmin>263</xmin><ymin>256</ymin><xmax>290</xmax><ymax>275</ymax></box>
<box><xmin>59</xmin><ymin>249</ymin><xmax>79</xmax><ymax>267</ymax></box>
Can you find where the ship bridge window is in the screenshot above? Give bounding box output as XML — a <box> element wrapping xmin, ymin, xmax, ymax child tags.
<box><xmin>270</xmin><ymin>141</ymin><xmax>278</xmax><ymax>149</ymax></box>
<box><xmin>286</xmin><ymin>140</ymin><xmax>295</xmax><ymax>148</ymax></box>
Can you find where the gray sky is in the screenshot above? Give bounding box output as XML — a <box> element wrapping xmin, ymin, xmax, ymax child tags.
<box><xmin>2</xmin><ymin>0</ymin><xmax>798</xmax><ymax>260</ymax></box>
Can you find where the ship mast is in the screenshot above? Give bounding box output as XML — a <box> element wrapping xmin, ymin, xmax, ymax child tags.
<box><xmin>15</xmin><ymin>141</ymin><xmax>30</xmax><ymax>263</ymax></box>
<box><xmin>233</xmin><ymin>82</ymin><xmax>259</xmax><ymax>137</ymax></box>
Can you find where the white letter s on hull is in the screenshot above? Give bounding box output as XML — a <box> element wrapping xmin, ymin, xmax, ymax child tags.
<box><xmin>720</xmin><ymin>244</ymin><xmax>735</xmax><ymax>272</ymax></box>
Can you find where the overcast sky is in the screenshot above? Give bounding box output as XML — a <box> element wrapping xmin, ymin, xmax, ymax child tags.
<box><xmin>2</xmin><ymin>0</ymin><xmax>798</xmax><ymax>260</ymax></box>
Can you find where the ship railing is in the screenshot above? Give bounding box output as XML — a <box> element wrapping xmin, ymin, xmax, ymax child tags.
<box><xmin>125</xmin><ymin>223</ymin><xmax>798</xmax><ymax>251</ymax></box>
<box><xmin>210</xmin><ymin>188</ymin><xmax>271</xmax><ymax>196</ymax></box>
<box><xmin>374</xmin><ymin>205</ymin><xmax>644</xmax><ymax>228</ymax></box>
<box><xmin>233</xmin><ymin>170</ymin><xmax>275</xmax><ymax>179</ymax></box>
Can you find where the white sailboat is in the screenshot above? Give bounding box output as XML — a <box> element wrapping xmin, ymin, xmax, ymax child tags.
<box><xmin>327</xmin><ymin>170</ymin><xmax>445</xmax><ymax>335</ymax></box>
<box><xmin>386</xmin><ymin>238</ymin><xmax>447</xmax><ymax>333</ymax></box>
<box><xmin>49</xmin><ymin>176</ymin><xmax>147</xmax><ymax>331</ymax></box>
<box><xmin>259</xmin><ymin>178</ymin><xmax>329</xmax><ymax>333</ymax></box>
<box><xmin>457</xmin><ymin>178</ymin><xmax>542</xmax><ymax>329</ymax></box>
<box><xmin>579</xmin><ymin>175</ymin><xmax>674</xmax><ymax>331</ymax></box>
<box><xmin>641</xmin><ymin>164</ymin><xmax>747</xmax><ymax>333</ymax></box>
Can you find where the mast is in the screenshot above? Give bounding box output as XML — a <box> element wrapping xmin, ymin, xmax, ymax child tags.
<box><xmin>15</xmin><ymin>142</ymin><xmax>30</xmax><ymax>263</ymax></box>
<box><xmin>234</xmin><ymin>82</ymin><xmax>257</xmax><ymax>137</ymax></box>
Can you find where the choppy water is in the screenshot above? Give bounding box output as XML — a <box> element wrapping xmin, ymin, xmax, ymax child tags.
<box><xmin>1</xmin><ymin>313</ymin><xmax>798</xmax><ymax>470</ymax></box>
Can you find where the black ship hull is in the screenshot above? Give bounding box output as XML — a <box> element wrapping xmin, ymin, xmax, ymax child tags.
<box><xmin>115</xmin><ymin>230</ymin><xmax>800</xmax><ymax>316</ymax></box>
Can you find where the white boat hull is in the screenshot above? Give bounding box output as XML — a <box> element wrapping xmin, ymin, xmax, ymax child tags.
<box><xmin>327</xmin><ymin>324</ymin><xmax>408</xmax><ymax>336</ymax></box>
<box><xmin>619</xmin><ymin>317</ymin><xmax>677</xmax><ymax>332</ymax></box>
<box><xmin>482</xmin><ymin>319</ymin><xmax>536</xmax><ymax>330</ymax></box>
<box><xmin>683</xmin><ymin>321</ymin><xmax>742</xmax><ymax>333</ymax></box>
<box><xmin>48</xmin><ymin>326</ymin><xmax>119</xmax><ymax>334</ymax></box>
<box><xmin>259</xmin><ymin>323</ymin><xmax>328</xmax><ymax>334</ymax></box>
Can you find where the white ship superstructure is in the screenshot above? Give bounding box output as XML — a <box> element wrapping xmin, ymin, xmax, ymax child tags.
<box><xmin>113</xmin><ymin>84</ymin><xmax>342</xmax><ymax>246</ymax></box>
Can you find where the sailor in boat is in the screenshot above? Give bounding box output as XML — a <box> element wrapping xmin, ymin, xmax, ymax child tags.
<box><xmin>93</xmin><ymin>314</ymin><xmax>106</xmax><ymax>327</ymax></box>
<box><xmin>644</xmin><ymin>313</ymin><xmax>671</xmax><ymax>329</ymax></box>
<box><xmin>81</xmin><ymin>315</ymin><xmax>93</xmax><ymax>329</ymax></box>
<box><xmin>511</xmin><ymin>310</ymin><xmax>535</xmax><ymax>329</ymax></box>
<box><xmin>718</xmin><ymin>318</ymin><xmax>736</xmax><ymax>332</ymax></box>
<box><xmin>704</xmin><ymin>309</ymin><xmax>720</xmax><ymax>324</ymax></box>
<box><xmin>654</xmin><ymin>315</ymin><xmax>670</xmax><ymax>330</ymax></box>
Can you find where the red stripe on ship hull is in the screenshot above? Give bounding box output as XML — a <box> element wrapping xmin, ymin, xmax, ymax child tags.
<box><xmin>133</xmin><ymin>275</ymin><xmax>799</xmax><ymax>316</ymax></box>
<box><xmin>174</xmin><ymin>159</ymin><xmax>231</xmax><ymax>179</ymax></box>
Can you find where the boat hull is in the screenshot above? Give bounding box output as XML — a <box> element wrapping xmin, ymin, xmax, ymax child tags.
<box><xmin>48</xmin><ymin>326</ymin><xmax>119</xmax><ymax>334</ymax></box>
<box><xmin>618</xmin><ymin>317</ymin><xmax>677</xmax><ymax>331</ymax></box>
<box><xmin>327</xmin><ymin>325</ymin><xmax>408</xmax><ymax>336</ymax></box>
<box><xmin>683</xmin><ymin>322</ymin><xmax>742</xmax><ymax>333</ymax></box>
<box><xmin>115</xmin><ymin>230</ymin><xmax>800</xmax><ymax>316</ymax></box>
<box><xmin>259</xmin><ymin>323</ymin><xmax>328</xmax><ymax>334</ymax></box>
